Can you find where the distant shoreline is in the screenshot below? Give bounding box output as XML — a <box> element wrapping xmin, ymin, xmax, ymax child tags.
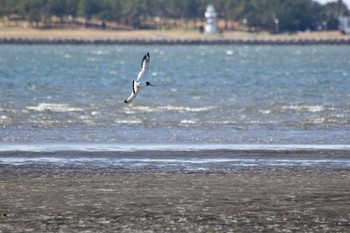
<box><xmin>1</xmin><ymin>28</ymin><xmax>350</xmax><ymax>45</ymax></box>
<box><xmin>1</xmin><ymin>38</ymin><xmax>350</xmax><ymax>45</ymax></box>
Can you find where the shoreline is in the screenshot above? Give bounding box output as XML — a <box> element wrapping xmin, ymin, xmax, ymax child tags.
<box><xmin>1</xmin><ymin>143</ymin><xmax>350</xmax><ymax>152</ymax></box>
<box><xmin>1</xmin><ymin>148</ymin><xmax>349</xmax><ymax>232</ymax></box>
<box><xmin>2</xmin><ymin>38</ymin><xmax>350</xmax><ymax>45</ymax></box>
<box><xmin>1</xmin><ymin>28</ymin><xmax>350</xmax><ymax>45</ymax></box>
<box><xmin>1</xmin><ymin>146</ymin><xmax>350</xmax><ymax>175</ymax></box>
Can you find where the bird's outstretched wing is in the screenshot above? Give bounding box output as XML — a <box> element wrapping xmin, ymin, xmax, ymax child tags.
<box><xmin>124</xmin><ymin>80</ymin><xmax>139</xmax><ymax>104</ymax></box>
<box><xmin>136</xmin><ymin>52</ymin><xmax>150</xmax><ymax>82</ymax></box>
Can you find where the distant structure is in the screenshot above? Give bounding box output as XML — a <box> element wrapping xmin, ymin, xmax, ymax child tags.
<box><xmin>204</xmin><ymin>5</ymin><xmax>217</xmax><ymax>34</ymax></box>
<box><xmin>339</xmin><ymin>16</ymin><xmax>350</xmax><ymax>34</ymax></box>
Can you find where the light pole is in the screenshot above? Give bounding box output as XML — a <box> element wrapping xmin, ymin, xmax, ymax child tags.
<box><xmin>242</xmin><ymin>18</ymin><xmax>247</xmax><ymax>31</ymax></box>
<box><xmin>274</xmin><ymin>18</ymin><xmax>279</xmax><ymax>34</ymax></box>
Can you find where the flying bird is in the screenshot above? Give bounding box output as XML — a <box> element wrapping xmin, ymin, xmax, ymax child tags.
<box><xmin>124</xmin><ymin>52</ymin><xmax>153</xmax><ymax>104</ymax></box>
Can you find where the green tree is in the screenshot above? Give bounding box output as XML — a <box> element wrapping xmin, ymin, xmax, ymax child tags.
<box><xmin>21</xmin><ymin>0</ymin><xmax>44</xmax><ymax>27</ymax></box>
<box><xmin>78</xmin><ymin>0</ymin><xmax>100</xmax><ymax>26</ymax></box>
<box><xmin>0</xmin><ymin>0</ymin><xmax>349</xmax><ymax>31</ymax></box>
<box><xmin>322</xmin><ymin>0</ymin><xmax>350</xmax><ymax>30</ymax></box>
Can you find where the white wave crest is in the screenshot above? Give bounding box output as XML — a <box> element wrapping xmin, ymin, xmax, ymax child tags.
<box><xmin>129</xmin><ymin>105</ymin><xmax>215</xmax><ymax>113</ymax></box>
<box><xmin>282</xmin><ymin>105</ymin><xmax>325</xmax><ymax>113</ymax></box>
<box><xmin>180</xmin><ymin>119</ymin><xmax>199</xmax><ymax>124</ymax></box>
<box><xmin>26</xmin><ymin>103</ymin><xmax>83</xmax><ymax>112</ymax></box>
<box><xmin>114</xmin><ymin>119</ymin><xmax>143</xmax><ymax>124</ymax></box>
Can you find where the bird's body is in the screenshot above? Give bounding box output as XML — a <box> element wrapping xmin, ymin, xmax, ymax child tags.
<box><xmin>124</xmin><ymin>53</ymin><xmax>153</xmax><ymax>104</ymax></box>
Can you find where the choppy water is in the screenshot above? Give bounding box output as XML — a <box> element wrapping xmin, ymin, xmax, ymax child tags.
<box><xmin>0</xmin><ymin>45</ymin><xmax>350</xmax><ymax>145</ymax></box>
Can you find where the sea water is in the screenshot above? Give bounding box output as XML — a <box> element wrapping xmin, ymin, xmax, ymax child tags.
<box><xmin>1</xmin><ymin>45</ymin><xmax>349</xmax><ymax>144</ymax></box>
<box><xmin>0</xmin><ymin>45</ymin><xmax>350</xmax><ymax>170</ymax></box>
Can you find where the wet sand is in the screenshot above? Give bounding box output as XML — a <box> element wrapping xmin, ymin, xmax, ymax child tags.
<box><xmin>1</xmin><ymin>168</ymin><xmax>350</xmax><ymax>232</ymax></box>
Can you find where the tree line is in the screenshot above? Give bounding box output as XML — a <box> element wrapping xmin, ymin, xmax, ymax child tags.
<box><xmin>0</xmin><ymin>0</ymin><xmax>349</xmax><ymax>32</ymax></box>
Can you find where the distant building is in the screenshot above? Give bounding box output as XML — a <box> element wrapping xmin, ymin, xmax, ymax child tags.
<box><xmin>204</xmin><ymin>5</ymin><xmax>217</xmax><ymax>34</ymax></box>
<box><xmin>339</xmin><ymin>16</ymin><xmax>350</xmax><ymax>34</ymax></box>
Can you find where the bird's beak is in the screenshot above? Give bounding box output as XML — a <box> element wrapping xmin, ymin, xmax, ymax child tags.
<box><xmin>149</xmin><ymin>83</ymin><xmax>154</xmax><ymax>87</ymax></box>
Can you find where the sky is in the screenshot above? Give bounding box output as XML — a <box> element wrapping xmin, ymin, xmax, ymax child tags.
<box><xmin>315</xmin><ymin>0</ymin><xmax>350</xmax><ymax>8</ymax></box>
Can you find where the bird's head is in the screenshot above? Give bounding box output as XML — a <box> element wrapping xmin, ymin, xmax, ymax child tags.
<box><xmin>146</xmin><ymin>82</ymin><xmax>154</xmax><ymax>87</ymax></box>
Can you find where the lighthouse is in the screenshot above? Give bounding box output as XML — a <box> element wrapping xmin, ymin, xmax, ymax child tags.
<box><xmin>204</xmin><ymin>5</ymin><xmax>217</xmax><ymax>34</ymax></box>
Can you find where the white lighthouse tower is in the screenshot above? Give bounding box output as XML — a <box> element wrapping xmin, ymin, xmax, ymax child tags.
<box><xmin>204</xmin><ymin>5</ymin><xmax>217</xmax><ymax>34</ymax></box>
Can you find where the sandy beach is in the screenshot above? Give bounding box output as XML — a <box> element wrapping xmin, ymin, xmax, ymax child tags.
<box><xmin>1</xmin><ymin>27</ymin><xmax>350</xmax><ymax>44</ymax></box>
<box><xmin>1</xmin><ymin>167</ymin><xmax>350</xmax><ymax>232</ymax></box>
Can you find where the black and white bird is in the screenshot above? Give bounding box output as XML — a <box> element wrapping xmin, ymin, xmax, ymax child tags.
<box><xmin>124</xmin><ymin>52</ymin><xmax>153</xmax><ymax>104</ymax></box>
